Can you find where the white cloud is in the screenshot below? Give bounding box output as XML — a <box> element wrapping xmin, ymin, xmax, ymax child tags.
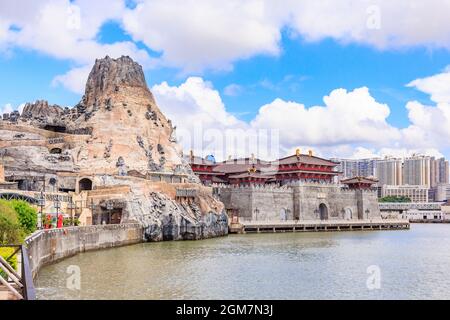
<box><xmin>152</xmin><ymin>77</ymin><xmax>244</xmax><ymax>128</ymax></box>
<box><xmin>343</xmin><ymin>146</ymin><xmax>444</xmax><ymax>160</ymax></box>
<box><xmin>397</xmin><ymin>66</ymin><xmax>450</xmax><ymax>152</ymax></box>
<box><xmin>122</xmin><ymin>0</ymin><xmax>284</xmax><ymax>72</ymax></box>
<box><xmin>223</xmin><ymin>84</ymin><xmax>243</xmax><ymax>97</ymax></box>
<box><xmin>152</xmin><ymin>78</ymin><xmax>417</xmax><ymax>160</ymax></box>
<box><xmin>17</xmin><ymin>103</ymin><xmax>26</xmax><ymax>115</ymax></box>
<box><xmin>52</xmin><ymin>64</ymin><xmax>92</xmax><ymax>94</ymax></box>
<box><xmin>1</xmin><ymin>103</ymin><xmax>14</xmax><ymax>114</ymax></box>
<box><xmin>151</xmin><ymin>77</ymin><xmax>263</xmax><ymax>159</ymax></box>
<box><xmin>251</xmin><ymin>87</ymin><xmax>400</xmax><ymax>147</ymax></box>
<box><xmin>407</xmin><ymin>67</ymin><xmax>450</xmax><ymax>104</ymax></box>
<box><xmin>121</xmin><ymin>0</ymin><xmax>450</xmax><ymax>72</ymax></box>
<box><xmin>3</xmin><ymin>1</ymin><xmax>450</xmax><ymax>88</ymax></box>
<box><xmin>286</xmin><ymin>0</ymin><xmax>450</xmax><ymax>50</ymax></box>
<box><xmin>0</xmin><ymin>0</ymin><xmax>153</xmax><ymax>93</ymax></box>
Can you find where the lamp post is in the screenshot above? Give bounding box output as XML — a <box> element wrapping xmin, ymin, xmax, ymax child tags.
<box><xmin>254</xmin><ymin>207</ymin><xmax>259</xmax><ymax>221</ymax></box>
<box><xmin>89</xmin><ymin>199</ymin><xmax>96</xmax><ymax>225</ymax></box>
<box><xmin>54</xmin><ymin>198</ymin><xmax>61</xmax><ymax>229</ymax></box>
<box><xmin>38</xmin><ymin>191</ymin><xmax>46</xmax><ymax>229</ymax></box>
<box><xmin>68</xmin><ymin>201</ymin><xmax>76</xmax><ymax>226</ymax></box>
<box><xmin>106</xmin><ymin>202</ymin><xmax>113</xmax><ymax>225</ymax></box>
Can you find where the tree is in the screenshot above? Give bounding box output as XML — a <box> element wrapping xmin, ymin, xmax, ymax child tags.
<box><xmin>0</xmin><ymin>200</ymin><xmax>24</xmax><ymax>244</ymax></box>
<box><xmin>379</xmin><ymin>196</ymin><xmax>411</xmax><ymax>203</ymax></box>
<box><xmin>10</xmin><ymin>200</ymin><xmax>38</xmax><ymax>234</ymax></box>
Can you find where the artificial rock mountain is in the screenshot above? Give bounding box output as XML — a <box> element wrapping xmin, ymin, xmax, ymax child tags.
<box><xmin>0</xmin><ymin>55</ymin><xmax>228</xmax><ymax>241</ymax></box>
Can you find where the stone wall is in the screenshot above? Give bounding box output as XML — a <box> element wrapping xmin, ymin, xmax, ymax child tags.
<box><xmin>218</xmin><ymin>184</ymin><xmax>381</xmax><ymax>222</ymax></box>
<box><xmin>25</xmin><ymin>223</ymin><xmax>144</xmax><ymax>277</ymax></box>
<box><xmin>218</xmin><ymin>186</ymin><xmax>294</xmax><ymax>221</ymax></box>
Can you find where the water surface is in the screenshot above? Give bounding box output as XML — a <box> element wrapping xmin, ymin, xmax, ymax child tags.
<box><xmin>35</xmin><ymin>224</ymin><xmax>450</xmax><ymax>299</ymax></box>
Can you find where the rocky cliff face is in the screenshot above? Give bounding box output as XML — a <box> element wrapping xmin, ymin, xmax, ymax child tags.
<box><xmin>82</xmin><ymin>56</ymin><xmax>152</xmax><ymax>107</ymax></box>
<box><xmin>63</xmin><ymin>55</ymin><xmax>193</xmax><ymax>176</ymax></box>
<box><xmin>0</xmin><ymin>55</ymin><xmax>225</xmax><ymax>241</ymax></box>
<box><xmin>20</xmin><ymin>100</ymin><xmax>65</xmax><ymax>129</ymax></box>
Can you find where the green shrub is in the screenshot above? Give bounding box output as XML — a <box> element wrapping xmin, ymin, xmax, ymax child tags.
<box><xmin>0</xmin><ymin>200</ymin><xmax>24</xmax><ymax>244</ymax></box>
<box><xmin>63</xmin><ymin>217</ymin><xmax>81</xmax><ymax>227</ymax></box>
<box><xmin>0</xmin><ymin>247</ymin><xmax>18</xmax><ymax>278</ymax></box>
<box><xmin>379</xmin><ymin>196</ymin><xmax>411</xmax><ymax>203</ymax></box>
<box><xmin>10</xmin><ymin>200</ymin><xmax>37</xmax><ymax>234</ymax></box>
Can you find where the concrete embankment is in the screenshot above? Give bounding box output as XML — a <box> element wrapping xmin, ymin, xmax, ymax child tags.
<box><xmin>25</xmin><ymin>223</ymin><xmax>144</xmax><ymax>277</ymax></box>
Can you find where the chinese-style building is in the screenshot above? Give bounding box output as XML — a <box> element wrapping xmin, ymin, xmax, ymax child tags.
<box><xmin>187</xmin><ymin>149</ymin><xmax>340</xmax><ymax>186</ymax></box>
<box><xmin>186</xmin><ymin>150</ymin><xmax>383</xmax><ymax>223</ymax></box>
<box><xmin>341</xmin><ymin>176</ymin><xmax>379</xmax><ymax>190</ymax></box>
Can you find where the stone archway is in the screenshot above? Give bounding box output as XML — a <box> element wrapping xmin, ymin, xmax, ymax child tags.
<box><xmin>78</xmin><ymin>178</ymin><xmax>93</xmax><ymax>192</ymax></box>
<box><xmin>319</xmin><ymin>203</ymin><xmax>328</xmax><ymax>220</ymax></box>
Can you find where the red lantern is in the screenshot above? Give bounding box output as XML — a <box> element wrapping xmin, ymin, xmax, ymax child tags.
<box><xmin>57</xmin><ymin>214</ymin><xmax>64</xmax><ymax>228</ymax></box>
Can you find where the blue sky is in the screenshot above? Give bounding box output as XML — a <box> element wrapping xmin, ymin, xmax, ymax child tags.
<box><xmin>1</xmin><ymin>1</ymin><xmax>450</xmax><ymax>160</ymax></box>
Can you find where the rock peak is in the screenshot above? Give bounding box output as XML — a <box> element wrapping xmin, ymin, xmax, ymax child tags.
<box><xmin>83</xmin><ymin>55</ymin><xmax>148</xmax><ymax>102</ymax></box>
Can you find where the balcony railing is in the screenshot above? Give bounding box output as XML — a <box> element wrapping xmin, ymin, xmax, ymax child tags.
<box><xmin>0</xmin><ymin>245</ymin><xmax>35</xmax><ymax>300</ymax></box>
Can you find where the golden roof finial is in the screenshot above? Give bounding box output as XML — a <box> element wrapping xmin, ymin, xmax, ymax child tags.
<box><xmin>308</xmin><ymin>150</ymin><xmax>313</xmax><ymax>157</ymax></box>
<box><xmin>296</xmin><ymin>148</ymin><xmax>301</xmax><ymax>157</ymax></box>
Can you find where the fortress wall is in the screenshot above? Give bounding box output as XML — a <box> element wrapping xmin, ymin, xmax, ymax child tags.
<box><xmin>217</xmin><ymin>185</ymin><xmax>381</xmax><ymax>222</ymax></box>
<box><xmin>219</xmin><ymin>186</ymin><xmax>294</xmax><ymax>221</ymax></box>
<box><xmin>362</xmin><ymin>190</ymin><xmax>381</xmax><ymax>219</ymax></box>
<box><xmin>251</xmin><ymin>188</ymin><xmax>294</xmax><ymax>221</ymax></box>
<box><xmin>294</xmin><ymin>186</ymin><xmax>380</xmax><ymax>220</ymax></box>
<box><xmin>219</xmin><ymin>187</ymin><xmax>253</xmax><ymax>219</ymax></box>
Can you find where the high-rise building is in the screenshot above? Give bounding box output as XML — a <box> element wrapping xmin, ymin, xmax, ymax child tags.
<box><xmin>332</xmin><ymin>158</ymin><xmax>378</xmax><ymax>180</ymax></box>
<box><xmin>402</xmin><ymin>155</ymin><xmax>431</xmax><ymax>187</ymax></box>
<box><xmin>375</xmin><ymin>158</ymin><xmax>403</xmax><ymax>186</ymax></box>
<box><xmin>436</xmin><ymin>157</ymin><xmax>449</xmax><ymax>184</ymax></box>
<box><xmin>427</xmin><ymin>157</ymin><xmax>448</xmax><ymax>201</ymax></box>
<box><xmin>381</xmin><ymin>185</ymin><xmax>429</xmax><ymax>203</ymax></box>
<box><xmin>435</xmin><ymin>183</ymin><xmax>450</xmax><ymax>202</ymax></box>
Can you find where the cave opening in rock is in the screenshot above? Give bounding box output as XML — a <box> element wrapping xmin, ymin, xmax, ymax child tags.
<box><xmin>44</xmin><ymin>124</ymin><xmax>66</xmax><ymax>133</ymax></box>
<box><xmin>49</xmin><ymin>148</ymin><xmax>62</xmax><ymax>154</ymax></box>
<box><xmin>78</xmin><ymin>178</ymin><xmax>93</xmax><ymax>191</ymax></box>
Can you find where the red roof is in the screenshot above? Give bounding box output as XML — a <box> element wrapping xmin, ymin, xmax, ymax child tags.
<box><xmin>276</xmin><ymin>154</ymin><xmax>339</xmax><ymax>166</ymax></box>
<box><xmin>188</xmin><ymin>153</ymin><xmax>339</xmax><ymax>176</ymax></box>
<box><xmin>341</xmin><ymin>176</ymin><xmax>379</xmax><ymax>184</ymax></box>
<box><xmin>228</xmin><ymin>172</ymin><xmax>275</xmax><ymax>179</ymax></box>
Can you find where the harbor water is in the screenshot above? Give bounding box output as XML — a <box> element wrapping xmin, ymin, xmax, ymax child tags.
<box><xmin>35</xmin><ymin>224</ymin><xmax>450</xmax><ymax>300</ymax></box>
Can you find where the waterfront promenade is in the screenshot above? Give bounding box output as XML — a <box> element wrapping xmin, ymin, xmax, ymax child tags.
<box><xmin>231</xmin><ymin>219</ymin><xmax>410</xmax><ymax>234</ymax></box>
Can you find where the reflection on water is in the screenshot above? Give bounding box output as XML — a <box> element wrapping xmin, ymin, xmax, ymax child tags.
<box><xmin>35</xmin><ymin>224</ymin><xmax>450</xmax><ymax>300</ymax></box>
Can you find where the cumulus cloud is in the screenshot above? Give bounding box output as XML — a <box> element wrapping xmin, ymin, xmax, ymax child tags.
<box><xmin>2</xmin><ymin>1</ymin><xmax>450</xmax><ymax>160</ymax></box>
<box><xmin>3</xmin><ymin>1</ymin><xmax>450</xmax><ymax>89</ymax></box>
<box><xmin>0</xmin><ymin>103</ymin><xmax>14</xmax><ymax>114</ymax></box>
<box><xmin>152</xmin><ymin>78</ymin><xmax>415</xmax><ymax>160</ymax></box>
<box><xmin>251</xmin><ymin>87</ymin><xmax>400</xmax><ymax>147</ymax></box>
<box><xmin>407</xmin><ymin>68</ymin><xmax>450</xmax><ymax>104</ymax></box>
<box><xmin>151</xmin><ymin>66</ymin><xmax>450</xmax><ymax>161</ymax></box>
<box><xmin>286</xmin><ymin>0</ymin><xmax>450</xmax><ymax>50</ymax></box>
<box><xmin>0</xmin><ymin>0</ymin><xmax>152</xmax><ymax>93</ymax></box>
<box><xmin>52</xmin><ymin>64</ymin><xmax>92</xmax><ymax>94</ymax></box>
<box><xmin>342</xmin><ymin>146</ymin><xmax>444</xmax><ymax>160</ymax></box>
<box><xmin>223</xmin><ymin>84</ymin><xmax>243</xmax><ymax>97</ymax></box>
<box><xmin>122</xmin><ymin>0</ymin><xmax>284</xmax><ymax>72</ymax></box>
<box><xmin>151</xmin><ymin>77</ymin><xmax>271</xmax><ymax>160</ymax></box>
<box><xmin>121</xmin><ymin>0</ymin><xmax>450</xmax><ymax>72</ymax></box>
